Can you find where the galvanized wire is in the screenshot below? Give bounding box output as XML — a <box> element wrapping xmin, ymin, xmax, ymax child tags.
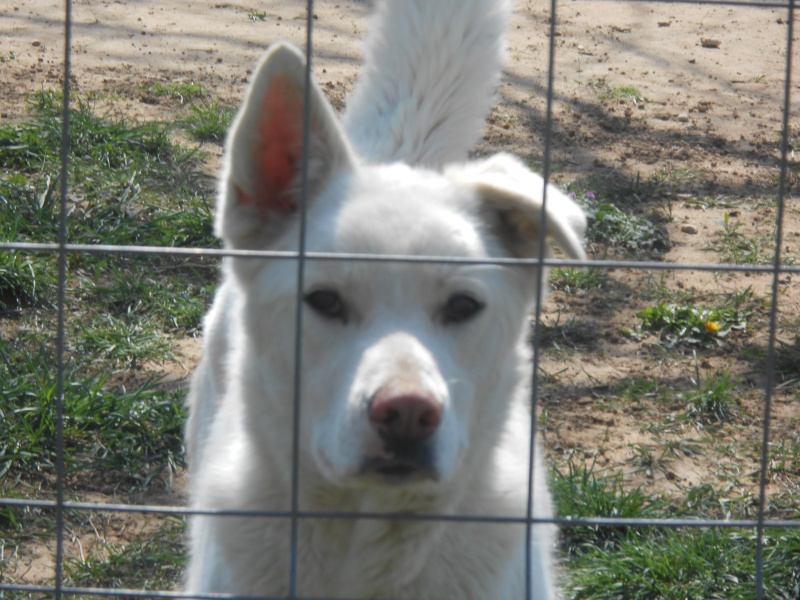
<box><xmin>0</xmin><ymin>0</ymin><xmax>797</xmax><ymax>598</ymax></box>
<box><xmin>53</xmin><ymin>1</ymin><xmax>74</xmax><ymax>599</ymax></box>
<box><xmin>525</xmin><ymin>0</ymin><xmax>561</xmax><ymax>593</ymax></box>
<box><xmin>753</xmin><ymin>0</ymin><xmax>796</xmax><ymax>596</ymax></box>
<box><xmin>288</xmin><ymin>1</ymin><xmax>318</xmax><ymax>596</ymax></box>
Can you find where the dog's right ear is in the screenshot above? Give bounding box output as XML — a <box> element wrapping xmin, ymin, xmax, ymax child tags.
<box><xmin>446</xmin><ymin>154</ymin><xmax>587</xmax><ymax>261</ymax></box>
<box><xmin>216</xmin><ymin>42</ymin><xmax>355</xmax><ymax>249</ymax></box>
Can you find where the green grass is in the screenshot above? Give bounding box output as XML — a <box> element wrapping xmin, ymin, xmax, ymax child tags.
<box><xmin>1</xmin><ymin>90</ymin><xmax>217</xmax><ymax>248</ymax></box>
<box><xmin>553</xmin><ymin>460</ymin><xmax>661</xmax><ymax>551</ymax></box>
<box><xmin>184</xmin><ymin>102</ymin><xmax>236</xmax><ymax>143</ymax></box>
<box><xmin>610</xmin><ymin>376</ymin><xmax>665</xmax><ymax>404</ymax></box>
<box><xmin>774</xmin><ymin>337</ymin><xmax>800</xmax><ymax>382</ymax></box>
<box><xmin>77</xmin><ymin>258</ymin><xmax>214</xmax><ymax>332</ymax></box>
<box><xmin>0</xmin><ymin>92</ymin><xmax>210</xmax><ymax>600</ymax></box>
<box><xmin>553</xmin><ymin>461</ymin><xmax>800</xmax><ymax>599</ymax></box>
<box><xmin>0</xmin><ymin>251</ymin><xmax>57</xmax><ymax>310</ymax></box>
<box><xmin>0</xmin><ymin>91</ymin><xmax>216</xmax><ymax>488</ymax></box>
<box><xmin>144</xmin><ymin>81</ymin><xmax>207</xmax><ymax>104</ymax></box>
<box><xmin>0</xmin><ymin>336</ymin><xmax>186</xmax><ymax>483</ymax></box>
<box><xmin>568</xmin><ymin>526</ymin><xmax>799</xmax><ymax>600</ymax></box>
<box><xmin>549</xmin><ymin>267</ymin><xmax>609</xmax><ymax>294</ymax></box>
<box><xmin>72</xmin><ymin>314</ymin><xmax>172</xmax><ymax>367</ymax></box>
<box><xmin>63</xmin><ymin>516</ymin><xmax>186</xmax><ymax>592</ymax></box>
<box><xmin>5</xmin><ymin>90</ymin><xmax>195</xmax><ymax>194</ymax></box>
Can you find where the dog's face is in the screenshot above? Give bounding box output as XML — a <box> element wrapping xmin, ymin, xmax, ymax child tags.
<box><xmin>217</xmin><ymin>44</ymin><xmax>586</xmax><ymax>490</ymax></box>
<box><xmin>244</xmin><ymin>165</ymin><xmax>539</xmax><ymax>487</ymax></box>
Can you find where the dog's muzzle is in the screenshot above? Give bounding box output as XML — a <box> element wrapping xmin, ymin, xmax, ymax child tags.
<box><xmin>361</xmin><ymin>384</ymin><xmax>442</xmax><ymax>483</ymax></box>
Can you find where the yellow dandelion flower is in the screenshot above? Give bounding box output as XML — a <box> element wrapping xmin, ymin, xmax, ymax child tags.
<box><xmin>703</xmin><ymin>321</ymin><xmax>721</xmax><ymax>333</ymax></box>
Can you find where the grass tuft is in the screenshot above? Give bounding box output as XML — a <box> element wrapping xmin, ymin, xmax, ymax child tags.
<box><xmin>184</xmin><ymin>102</ymin><xmax>236</xmax><ymax>143</ymax></box>
<box><xmin>683</xmin><ymin>371</ymin><xmax>738</xmax><ymax>423</ymax></box>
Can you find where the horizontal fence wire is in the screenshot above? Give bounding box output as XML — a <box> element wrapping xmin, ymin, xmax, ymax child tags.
<box><xmin>3</xmin><ymin>242</ymin><xmax>800</xmax><ymax>273</ymax></box>
<box><xmin>0</xmin><ymin>0</ymin><xmax>796</xmax><ymax>598</ymax></box>
<box><xmin>2</xmin><ymin>496</ymin><xmax>800</xmax><ymax>530</ymax></box>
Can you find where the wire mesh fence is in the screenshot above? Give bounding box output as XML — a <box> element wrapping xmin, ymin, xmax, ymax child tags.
<box><xmin>0</xmin><ymin>0</ymin><xmax>798</xmax><ymax>598</ymax></box>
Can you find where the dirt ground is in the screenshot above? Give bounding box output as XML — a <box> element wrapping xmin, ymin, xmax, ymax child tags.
<box><xmin>1</xmin><ymin>0</ymin><xmax>799</xmax><ymax>592</ymax></box>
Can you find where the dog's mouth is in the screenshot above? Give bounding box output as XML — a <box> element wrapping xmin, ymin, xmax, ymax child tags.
<box><xmin>360</xmin><ymin>451</ymin><xmax>438</xmax><ymax>484</ymax></box>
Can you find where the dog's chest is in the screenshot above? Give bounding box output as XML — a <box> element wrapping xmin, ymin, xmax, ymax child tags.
<box><xmin>292</xmin><ymin>515</ymin><xmax>519</xmax><ymax>599</ymax></box>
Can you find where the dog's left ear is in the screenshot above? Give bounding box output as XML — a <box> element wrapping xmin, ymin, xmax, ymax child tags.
<box><xmin>446</xmin><ymin>154</ymin><xmax>587</xmax><ymax>260</ymax></box>
<box><xmin>216</xmin><ymin>42</ymin><xmax>356</xmax><ymax>250</ymax></box>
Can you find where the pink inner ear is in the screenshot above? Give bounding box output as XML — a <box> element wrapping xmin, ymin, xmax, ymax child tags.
<box><xmin>247</xmin><ymin>74</ymin><xmax>304</xmax><ymax>215</ymax></box>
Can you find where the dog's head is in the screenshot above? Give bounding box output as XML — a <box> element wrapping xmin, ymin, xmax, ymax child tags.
<box><xmin>216</xmin><ymin>43</ymin><xmax>586</xmax><ymax>490</ymax></box>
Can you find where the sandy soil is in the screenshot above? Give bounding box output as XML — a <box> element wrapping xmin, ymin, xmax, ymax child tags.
<box><xmin>2</xmin><ymin>0</ymin><xmax>794</xmax><ymax>189</ymax></box>
<box><xmin>1</xmin><ymin>0</ymin><xmax>798</xmax><ymax>591</ymax></box>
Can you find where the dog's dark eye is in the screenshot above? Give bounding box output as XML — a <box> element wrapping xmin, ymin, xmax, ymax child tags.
<box><xmin>441</xmin><ymin>294</ymin><xmax>484</xmax><ymax>325</ymax></box>
<box><xmin>304</xmin><ymin>289</ymin><xmax>347</xmax><ymax>321</ymax></box>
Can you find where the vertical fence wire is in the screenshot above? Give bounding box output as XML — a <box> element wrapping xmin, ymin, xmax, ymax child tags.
<box><xmin>54</xmin><ymin>1</ymin><xmax>74</xmax><ymax>599</ymax></box>
<box><xmin>526</xmin><ymin>0</ymin><xmax>561</xmax><ymax>595</ymax></box>
<box><xmin>288</xmin><ymin>1</ymin><xmax>317</xmax><ymax>597</ymax></box>
<box><xmin>0</xmin><ymin>0</ymin><xmax>797</xmax><ymax>599</ymax></box>
<box><xmin>754</xmin><ymin>0</ymin><xmax>795</xmax><ymax>596</ymax></box>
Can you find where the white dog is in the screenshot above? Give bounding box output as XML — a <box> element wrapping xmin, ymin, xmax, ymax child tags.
<box><xmin>185</xmin><ymin>1</ymin><xmax>586</xmax><ymax>598</ymax></box>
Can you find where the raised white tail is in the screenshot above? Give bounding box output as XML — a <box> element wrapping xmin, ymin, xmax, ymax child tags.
<box><xmin>343</xmin><ymin>0</ymin><xmax>513</xmax><ymax>167</ymax></box>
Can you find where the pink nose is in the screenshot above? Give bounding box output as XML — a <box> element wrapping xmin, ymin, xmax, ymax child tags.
<box><xmin>368</xmin><ymin>387</ymin><xmax>441</xmax><ymax>444</ymax></box>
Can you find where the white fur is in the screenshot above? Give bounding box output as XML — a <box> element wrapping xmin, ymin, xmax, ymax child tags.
<box><xmin>186</xmin><ymin>1</ymin><xmax>587</xmax><ymax>598</ymax></box>
<box><xmin>343</xmin><ymin>0</ymin><xmax>512</xmax><ymax>166</ymax></box>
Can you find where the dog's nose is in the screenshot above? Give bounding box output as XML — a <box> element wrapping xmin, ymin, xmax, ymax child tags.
<box><xmin>369</xmin><ymin>387</ymin><xmax>441</xmax><ymax>444</ymax></box>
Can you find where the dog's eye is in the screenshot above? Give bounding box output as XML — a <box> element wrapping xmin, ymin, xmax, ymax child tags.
<box><xmin>441</xmin><ymin>294</ymin><xmax>484</xmax><ymax>325</ymax></box>
<box><xmin>304</xmin><ymin>289</ymin><xmax>347</xmax><ymax>321</ymax></box>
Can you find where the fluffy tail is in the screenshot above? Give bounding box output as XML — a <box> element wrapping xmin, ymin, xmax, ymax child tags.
<box><xmin>342</xmin><ymin>0</ymin><xmax>513</xmax><ymax>168</ymax></box>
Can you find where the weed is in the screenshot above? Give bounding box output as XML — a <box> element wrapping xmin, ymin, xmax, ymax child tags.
<box><xmin>683</xmin><ymin>371</ymin><xmax>739</xmax><ymax>422</ymax></box>
<box><xmin>583</xmin><ymin>77</ymin><xmax>648</xmax><ymax>104</ymax></box>
<box><xmin>779</xmin><ymin>129</ymin><xmax>799</xmax><ymax>153</ymax></box>
<box><xmin>571</xmin><ymin>188</ymin><xmax>670</xmax><ymax>258</ymax></box>
<box><xmin>78</xmin><ymin>258</ymin><xmax>214</xmax><ymax>333</ymax></box>
<box><xmin>713</xmin><ymin>212</ymin><xmax>765</xmax><ymax>264</ymax></box>
<box><xmin>0</xmin><ymin>91</ymin><xmax>213</xmax><ymax>489</ymax></box>
<box><xmin>628</xmin><ymin>443</ymin><xmax>658</xmax><ymax>469</ymax></box>
<box><xmin>538</xmin><ymin>314</ymin><xmax>600</xmax><ymax>353</ymax></box>
<box><xmin>683</xmin><ymin>195</ymin><xmax>739</xmax><ymax>210</ymax></box>
<box><xmin>636</xmin><ymin>302</ymin><xmax>748</xmax><ymax>346</ymax></box>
